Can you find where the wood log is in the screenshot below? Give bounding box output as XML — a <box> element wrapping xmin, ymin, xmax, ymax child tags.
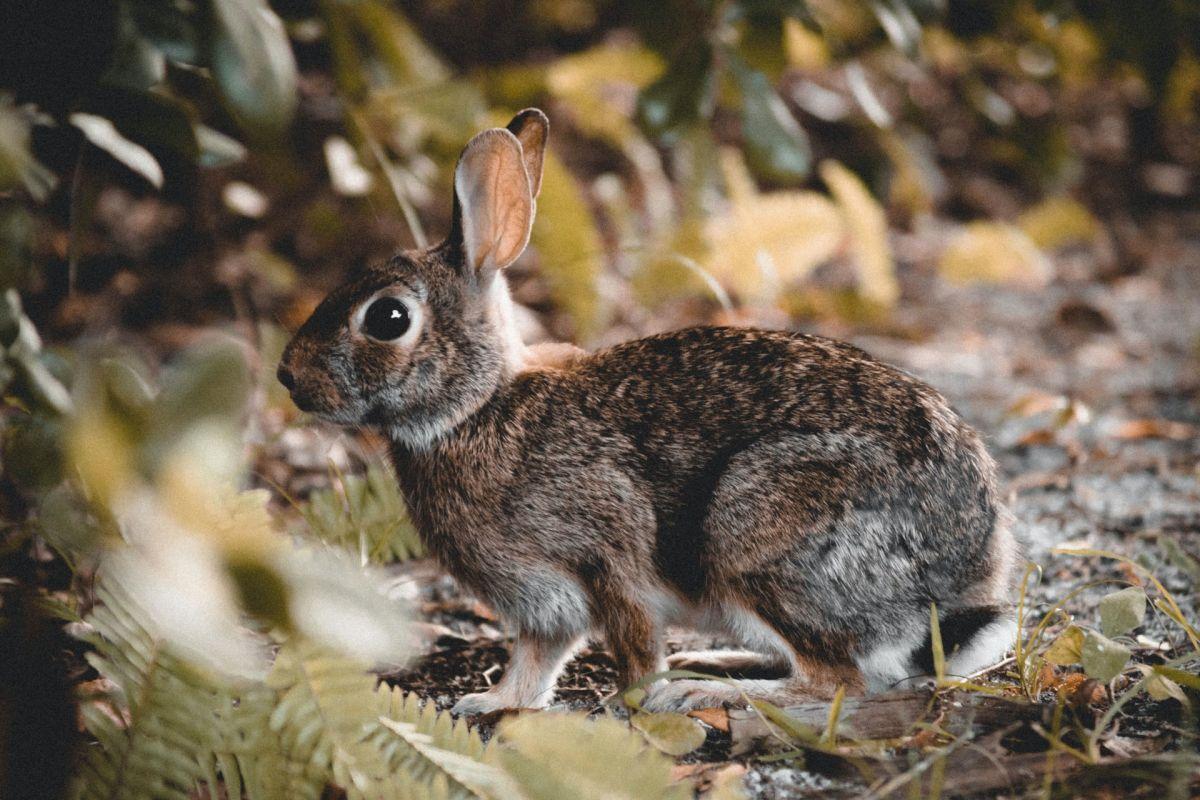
<box><xmin>728</xmin><ymin>689</ymin><xmax>1045</xmax><ymax>750</ymax></box>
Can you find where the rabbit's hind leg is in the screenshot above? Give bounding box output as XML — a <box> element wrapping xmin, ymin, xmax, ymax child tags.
<box><xmin>666</xmin><ymin>649</ymin><xmax>789</xmax><ymax>678</ymax></box>
<box><xmin>642</xmin><ymin>655</ymin><xmax>855</xmax><ymax>712</ymax></box>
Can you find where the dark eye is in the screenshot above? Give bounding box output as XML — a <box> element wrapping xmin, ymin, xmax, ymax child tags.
<box><xmin>362</xmin><ymin>297</ymin><xmax>411</xmax><ymax>341</ymax></box>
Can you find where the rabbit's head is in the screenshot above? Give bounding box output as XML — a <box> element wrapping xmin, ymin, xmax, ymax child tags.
<box><xmin>278</xmin><ymin>110</ymin><xmax>548</xmax><ymax>448</ymax></box>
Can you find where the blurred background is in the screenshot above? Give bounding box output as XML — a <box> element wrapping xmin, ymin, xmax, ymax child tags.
<box><xmin>4</xmin><ymin>0</ymin><xmax>1199</xmax><ymax>494</ymax></box>
<box><xmin>2</xmin><ymin>2</ymin><xmax>1200</xmax><ymax>797</ymax></box>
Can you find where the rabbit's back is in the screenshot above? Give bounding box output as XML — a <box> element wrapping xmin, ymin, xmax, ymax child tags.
<box><xmin>404</xmin><ymin>327</ymin><xmax>1008</xmax><ymax>632</ymax></box>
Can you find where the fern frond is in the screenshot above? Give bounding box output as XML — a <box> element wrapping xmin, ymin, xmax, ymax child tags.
<box><xmin>362</xmin><ymin>686</ymin><xmax>520</xmax><ymax>800</ymax></box>
<box><xmin>365</xmin><ymin>718</ymin><xmax>522</xmax><ymax>800</ymax></box>
<box><xmin>374</xmin><ymin>686</ymin><xmax>486</xmax><ymax>759</ymax></box>
<box><xmin>265</xmin><ymin>641</ymin><xmax>393</xmax><ymax>796</ymax></box>
<box><xmin>301</xmin><ymin>462</ymin><xmax>423</xmax><ymax>563</ymax></box>
<box><xmin>74</xmin><ymin>576</ymin><xmax>327</xmax><ymax>800</ymax></box>
<box><xmin>74</xmin><ymin>579</ymin><xmax>230</xmax><ymax>800</ymax></box>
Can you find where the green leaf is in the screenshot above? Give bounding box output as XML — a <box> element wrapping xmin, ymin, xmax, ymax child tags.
<box><xmin>938</xmin><ymin>222</ymin><xmax>1053</xmax><ymax>286</ymax></box>
<box><xmin>638</xmin><ymin>42</ymin><xmax>717</xmax><ymax>138</ymax></box>
<box><xmin>0</xmin><ymin>101</ymin><xmax>56</xmax><ymax>200</ymax></box>
<box><xmin>14</xmin><ymin>354</ymin><xmax>75</xmax><ymax>415</ymax></box>
<box><xmin>2</xmin><ymin>414</ymin><xmax>64</xmax><ymax>491</ymax></box>
<box><xmin>820</xmin><ymin>159</ymin><xmax>898</xmax><ymax>305</ymax></box>
<box><xmin>300</xmin><ymin>460</ymin><xmax>423</xmax><ymax>564</ymax></box>
<box><xmin>85</xmin><ymin>88</ymin><xmax>203</xmax><ymax>168</ymax></box>
<box><xmin>0</xmin><ymin>204</ymin><xmax>31</xmax><ymax>289</ymax></box>
<box><xmin>1081</xmin><ymin>630</ymin><xmax>1131</xmax><ymax>683</ymax></box>
<box><xmin>103</xmin><ymin>2</ymin><xmax>166</xmax><ymax>91</ymax></box>
<box><xmin>1098</xmin><ymin>586</ymin><xmax>1147</xmax><ymax>637</ymax></box>
<box><xmin>728</xmin><ymin>54</ymin><xmax>810</xmax><ymax>183</ymax></box>
<box><xmin>70</xmin><ymin>112</ymin><xmax>164</xmax><ymax>188</ymax></box>
<box><xmin>154</xmin><ymin>338</ymin><xmax>251</xmax><ymax>431</ymax></box>
<box><xmin>196</xmin><ymin>125</ymin><xmax>247</xmax><ymax>168</ymax></box>
<box><xmin>210</xmin><ymin>0</ymin><xmax>298</xmax><ymax>133</ymax></box>
<box><xmin>128</xmin><ymin>0</ymin><xmax>199</xmax><ymax>64</ymax></box>
<box><xmin>38</xmin><ymin>483</ymin><xmax>106</xmax><ymax>559</ymax></box>
<box><xmin>491</xmin><ymin>713</ymin><xmax>691</xmax><ymax>800</ymax></box>
<box><xmin>1043</xmin><ymin>625</ymin><xmax>1085</xmax><ymax>666</ymax></box>
<box><xmin>631</xmin><ymin>712</ymin><xmax>707</xmax><ymax>756</ymax></box>
<box><xmin>1160</xmin><ymin>537</ymin><xmax>1200</xmax><ymax>584</ymax></box>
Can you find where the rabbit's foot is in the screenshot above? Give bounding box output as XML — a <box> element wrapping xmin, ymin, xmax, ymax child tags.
<box><xmin>642</xmin><ymin>677</ymin><xmax>829</xmax><ymax>712</ymax></box>
<box><xmin>642</xmin><ymin>679</ymin><xmax>756</xmax><ymax>712</ymax></box>
<box><xmin>666</xmin><ymin>649</ymin><xmax>788</xmax><ymax>677</ymax></box>
<box><xmin>452</xmin><ymin>689</ymin><xmax>528</xmax><ymax>716</ymax></box>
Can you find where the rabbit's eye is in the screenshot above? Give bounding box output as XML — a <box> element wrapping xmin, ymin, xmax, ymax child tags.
<box><xmin>362</xmin><ymin>297</ymin><xmax>411</xmax><ymax>341</ymax></box>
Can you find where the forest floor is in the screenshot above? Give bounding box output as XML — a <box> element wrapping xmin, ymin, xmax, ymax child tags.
<box><xmin>363</xmin><ymin>212</ymin><xmax>1200</xmax><ymax>798</ymax></box>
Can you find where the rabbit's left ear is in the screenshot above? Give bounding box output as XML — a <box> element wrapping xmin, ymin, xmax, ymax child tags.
<box><xmin>506</xmin><ymin>108</ymin><xmax>548</xmax><ymax>198</ymax></box>
<box><xmin>451</xmin><ymin>127</ymin><xmax>533</xmax><ymax>277</ymax></box>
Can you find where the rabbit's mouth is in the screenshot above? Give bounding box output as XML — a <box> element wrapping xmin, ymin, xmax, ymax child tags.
<box><xmin>277</xmin><ymin>362</ymin><xmax>359</xmax><ymax>422</ymax></box>
<box><xmin>288</xmin><ymin>389</ymin><xmax>318</xmax><ymax>413</ymax></box>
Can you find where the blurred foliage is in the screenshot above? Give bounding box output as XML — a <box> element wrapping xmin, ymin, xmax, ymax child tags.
<box><xmin>0</xmin><ymin>0</ymin><xmax>294</xmax><ymax>198</ymax></box>
<box><xmin>0</xmin><ymin>323</ymin><xmax>726</xmax><ymax>797</ymax></box>
<box><xmin>3</xmin><ymin>1</ymin><xmax>1200</xmax><ymax>795</ymax></box>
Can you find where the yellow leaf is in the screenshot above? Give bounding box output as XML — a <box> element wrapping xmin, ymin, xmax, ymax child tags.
<box><xmin>783</xmin><ymin>17</ymin><xmax>830</xmax><ymax>71</ymax></box>
<box><xmin>820</xmin><ymin>159</ymin><xmax>899</xmax><ymax>306</ymax></box>
<box><xmin>705</xmin><ymin>149</ymin><xmax>843</xmax><ymax>301</ymax></box>
<box><xmin>529</xmin><ymin>151</ymin><xmax>607</xmax><ymax>340</ymax></box>
<box><xmin>545</xmin><ymin>41</ymin><xmax>664</xmax><ymax>148</ymax></box>
<box><xmin>633</xmin><ymin>219</ymin><xmax>713</xmax><ymax>305</ymax></box>
<box><xmin>1017</xmin><ymin>197</ymin><xmax>1098</xmax><ymax>251</ymax></box>
<box><xmin>1164</xmin><ymin>52</ymin><xmax>1200</xmax><ymax>124</ymax></box>
<box><xmin>1043</xmin><ymin>625</ymin><xmax>1085</xmax><ymax>666</ymax></box>
<box><xmin>879</xmin><ymin>130</ymin><xmax>938</xmax><ymax>215</ymax></box>
<box><xmin>939</xmin><ymin>221</ymin><xmax>1052</xmax><ymax>286</ymax></box>
<box><xmin>66</xmin><ymin>408</ymin><xmax>135</xmax><ymax>507</ymax></box>
<box><xmin>1052</xmin><ymin>20</ymin><xmax>1102</xmax><ymax>89</ymax></box>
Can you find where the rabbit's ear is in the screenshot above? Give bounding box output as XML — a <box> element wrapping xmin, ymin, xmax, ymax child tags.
<box><xmin>505</xmin><ymin>108</ymin><xmax>548</xmax><ymax>198</ymax></box>
<box><xmin>451</xmin><ymin>127</ymin><xmax>533</xmax><ymax>277</ymax></box>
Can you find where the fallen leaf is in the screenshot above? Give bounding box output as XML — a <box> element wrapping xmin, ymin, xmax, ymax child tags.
<box><xmin>1044</xmin><ymin>625</ymin><xmax>1085</xmax><ymax>666</ymax></box>
<box><xmin>674</xmin><ymin>762</ymin><xmax>748</xmax><ymax>799</ymax></box>
<box><xmin>1017</xmin><ymin>429</ymin><xmax>1057</xmax><ymax>447</ymax></box>
<box><xmin>938</xmin><ymin>221</ymin><xmax>1052</xmax><ymax>287</ymax></box>
<box><xmin>1112</xmin><ymin>419</ymin><xmax>1198</xmax><ymax>441</ymax></box>
<box><xmin>632</xmin><ymin>711</ymin><xmax>708</xmax><ymax>756</ymax></box>
<box><xmin>1080</xmin><ymin>630</ymin><xmax>1131</xmax><ymax>683</ymax></box>
<box><xmin>1098</xmin><ymin>586</ymin><xmax>1147</xmax><ymax>638</ymax></box>
<box><xmin>1007</xmin><ymin>391</ymin><xmax>1070</xmax><ymax>418</ymax></box>
<box><xmin>705</xmin><ymin>149</ymin><xmax>843</xmax><ymax>300</ymax></box>
<box><xmin>1017</xmin><ymin>197</ymin><xmax>1099</xmax><ymax>251</ymax></box>
<box><xmin>688</xmin><ymin>707</ymin><xmax>731</xmax><ymax>732</ymax></box>
<box><xmin>820</xmin><ymin>159</ymin><xmax>899</xmax><ymax>306</ymax></box>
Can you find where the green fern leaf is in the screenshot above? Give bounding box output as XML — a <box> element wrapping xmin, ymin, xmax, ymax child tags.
<box><xmin>74</xmin><ymin>580</ymin><xmax>228</xmax><ymax>800</ymax></box>
<box><xmin>300</xmin><ymin>462</ymin><xmax>423</xmax><ymax>563</ymax></box>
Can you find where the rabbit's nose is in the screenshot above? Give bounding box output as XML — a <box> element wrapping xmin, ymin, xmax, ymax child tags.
<box><xmin>277</xmin><ymin>363</ymin><xmax>296</xmax><ymax>391</ymax></box>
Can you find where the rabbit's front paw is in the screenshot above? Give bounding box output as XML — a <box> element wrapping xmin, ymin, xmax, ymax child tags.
<box><xmin>451</xmin><ymin>689</ymin><xmax>518</xmax><ymax>717</ymax></box>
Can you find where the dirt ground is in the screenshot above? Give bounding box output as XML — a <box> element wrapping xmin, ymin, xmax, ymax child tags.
<box><xmin>371</xmin><ymin>212</ymin><xmax>1200</xmax><ymax>798</ymax></box>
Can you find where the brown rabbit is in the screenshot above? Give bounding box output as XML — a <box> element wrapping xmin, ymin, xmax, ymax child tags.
<box><xmin>278</xmin><ymin>110</ymin><xmax>1023</xmax><ymax>714</ymax></box>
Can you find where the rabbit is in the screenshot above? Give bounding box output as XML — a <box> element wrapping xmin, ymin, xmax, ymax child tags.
<box><xmin>278</xmin><ymin>109</ymin><xmax>1023</xmax><ymax>715</ymax></box>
